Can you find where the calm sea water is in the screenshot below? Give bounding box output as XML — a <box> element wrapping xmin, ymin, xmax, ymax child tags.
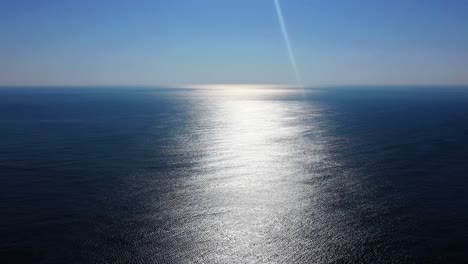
<box><xmin>1</xmin><ymin>86</ymin><xmax>468</xmax><ymax>263</ymax></box>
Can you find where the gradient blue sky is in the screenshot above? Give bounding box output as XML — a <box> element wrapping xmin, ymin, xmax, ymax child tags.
<box><xmin>1</xmin><ymin>0</ymin><xmax>468</xmax><ymax>86</ymax></box>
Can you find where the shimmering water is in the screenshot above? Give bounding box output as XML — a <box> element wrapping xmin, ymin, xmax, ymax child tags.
<box><xmin>1</xmin><ymin>86</ymin><xmax>468</xmax><ymax>263</ymax></box>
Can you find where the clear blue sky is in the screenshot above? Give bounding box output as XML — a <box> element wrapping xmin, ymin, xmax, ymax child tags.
<box><xmin>1</xmin><ymin>0</ymin><xmax>468</xmax><ymax>86</ymax></box>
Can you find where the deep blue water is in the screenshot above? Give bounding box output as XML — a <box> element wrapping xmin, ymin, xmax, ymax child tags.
<box><xmin>1</xmin><ymin>86</ymin><xmax>468</xmax><ymax>263</ymax></box>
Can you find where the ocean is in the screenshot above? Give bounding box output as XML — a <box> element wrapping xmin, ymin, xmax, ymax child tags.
<box><xmin>1</xmin><ymin>86</ymin><xmax>468</xmax><ymax>263</ymax></box>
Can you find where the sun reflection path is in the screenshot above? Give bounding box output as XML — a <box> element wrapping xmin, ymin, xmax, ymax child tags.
<box><xmin>155</xmin><ymin>85</ymin><xmax>351</xmax><ymax>263</ymax></box>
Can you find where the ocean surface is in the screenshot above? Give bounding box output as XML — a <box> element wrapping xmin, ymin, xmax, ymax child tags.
<box><xmin>1</xmin><ymin>86</ymin><xmax>468</xmax><ymax>263</ymax></box>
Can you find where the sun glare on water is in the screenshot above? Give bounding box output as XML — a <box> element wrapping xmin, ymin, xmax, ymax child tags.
<box><xmin>178</xmin><ymin>84</ymin><xmax>304</xmax><ymax>96</ymax></box>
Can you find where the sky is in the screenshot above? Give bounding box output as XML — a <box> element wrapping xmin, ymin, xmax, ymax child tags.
<box><xmin>1</xmin><ymin>0</ymin><xmax>468</xmax><ymax>87</ymax></box>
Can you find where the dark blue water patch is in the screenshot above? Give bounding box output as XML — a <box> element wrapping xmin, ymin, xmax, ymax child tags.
<box><xmin>311</xmin><ymin>86</ymin><xmax>468</xmax><ymax>263</ymax></box>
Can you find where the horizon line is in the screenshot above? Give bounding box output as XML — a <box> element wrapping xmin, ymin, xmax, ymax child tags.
<box><xmin>2</xmin><ymin>83</ymin><xmax>468</xmax><ymax>88</ymax></box>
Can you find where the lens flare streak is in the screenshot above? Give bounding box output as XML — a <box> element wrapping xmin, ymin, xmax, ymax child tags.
<box><xmin>273</xmin><ymin>0</ymin><xmax>303</xmax><ymax>88</ymax></box>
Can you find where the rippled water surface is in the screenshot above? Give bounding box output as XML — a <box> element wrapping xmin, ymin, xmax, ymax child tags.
<box><xmin>1</xmin><ymin>86</ymin><xmax>468</xmax><ymax>263</ymax></box>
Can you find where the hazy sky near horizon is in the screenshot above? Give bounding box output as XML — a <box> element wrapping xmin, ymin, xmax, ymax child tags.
<box><xmin>1</xmin><ymin>0</ymin><xmax>468</xmax><ymax>86</ymax></box>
